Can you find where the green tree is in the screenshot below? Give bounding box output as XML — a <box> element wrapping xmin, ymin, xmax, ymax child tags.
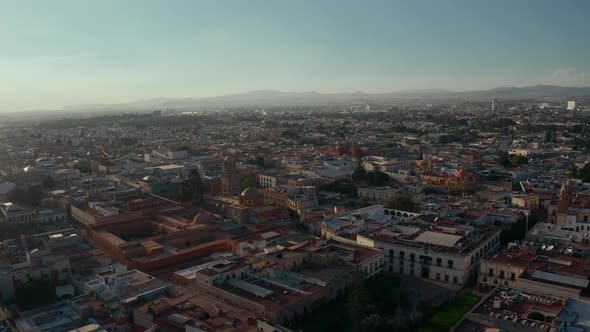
<box><xmin>240</xmin><ymin>175</ymin><xmax>259</xmax><ymax>191</ymax></box>
<box><xmin>575</xmin><ymin>163</ymin><xmax>590</xmax><ymax>182</ymax></box>
<box><xmin>254</xmin><ymin>156</ymin><xmax>265</xmax><ymax>168</ymax></box>
<box><xmin>15</xmin><ymin>278</ymin><xmax>56</xmax><ymax>310</ymax></box>
<box><xmin>355</xmin><ymin>197</ymin><xmax>369</xmax><ymax>208</ymax></box>
<box><xmin>348</xmin><ymin>269</ymin><xmax>371</xmax><ymax>332</ymax></box>
<box><xmin>367</xmin><ymin>170</ymin><xmax>390</xmax><ymax>186</ymax></box>
<box><xmin>74</xmin><ymin>160</ymin><xmax>91</xmax><ymax>174</ymax></box>
<box><xmin>496</xmin><ymin>151</ymin><xmax>511</xmax><ymax>168</ymax></box>
<box><xmin>544</xmin><ymin>129</ymin><xmax>556</xmax><ymax>143</ymax></box>
<box><xmin>352</xmin><ymin>160</ymin><xmax>368</xmax><ymax>183</ymax></box>
<box><xmin>6</xmin><ymin>186</ymin><xmax>43</xmax><ymax>206</ymax></box>
<box><xmin>383</xmin><ymin>194</ymin><xmax>416</xmax><ymax>212</ymax></box>
<box><xmin>41</xmin><ymin>175</ymin><xmax>56</xmax><ymax>189</ymax></box>
<box><xmin>510</xmin><ymin>154</ymin><xmax>528</xmax><ymax>166</ymax></box>
<box><xmin>181</xmin><ymin>169</ymin><xmax>205</xmax><ymax>207</ymax></box>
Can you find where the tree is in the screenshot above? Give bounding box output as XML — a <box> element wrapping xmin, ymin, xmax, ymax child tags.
<box><xmin>348</xmin><ymin>269</ymin><xmax>371</xmax><ymax>332</ymax></box>
<box><xmin>240</xmin><ymin>175</ymin><xmax>259</xmax><ymax>191</ymax></box>
<box><xmin>500</xmin><ymin>212</ymin><xmax>541</xmax><ymax>245</ymax></box>
<box><xmin>74</xmin><ymin>160</ymin><xmax>91</xmax><ymax>174</ymax></box>
<box><xmin>355</xmin><ymin>197</ymin><xmax>369</xmax><ymax>208</ymax></box>
<box><xmin>15</xmin><ymin>278</ymin><xmax>56</xmax><ymax>310</ymax></box>
<box><xmin>352</xmin><ymin>160</ymin><xmax>368</xmax><ymax>183</ymax></box>
<box><xmin>6</xmin><ymin>186</ymin><xmax>43</xmax><ymax>206</ymax></box>
<box><xmin>575</xmin><ymin>163</ymin><xmax>590</xmax><ymax>182</ymax></box>
<box><xmin>254</xmin><ymin>156</ymin><xmax>265</xmax><ymax>168</ymax></box>
<box><xmin>383</xmin><ymin>194</ymin><xmax>416</xmax><ymax>212</ymax></box>
<box><xmin>544</xmin><ymin>129</ymin><xmax>556</xmax><ymax>143</ymax></box>
<box><xmin>180</xmin><ymin>169</ymin><xmax>205</xmax><ymax>207</ymax></box>
<box><xmin>41</xmin><ymin>175</ymin><xmax>56</xmax><ymax>189</ymax></box>
<box><xmin>367</xmin><ymin>170</ymin><xmax>390</xmax><ymax>186</ymax></box>
<box><xmin>119</xmin><ymin>137</ymin><xmax>137</xmax><ymax>146</ymax></box>
<box><xmin>510</xmin><ymin>154</ymin><xmax>528</xmax><ymax>166</ymax></box>
<box><xmin>496</xmin><ymin>151</ymin><xmax>511</xmax><ymax>168</ymax></box>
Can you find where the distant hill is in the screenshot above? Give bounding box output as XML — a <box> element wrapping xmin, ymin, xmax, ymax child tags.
<box><xmin>63</xmin><ymin>85</ymin><xmax>590</xmax><ymax>111</ymax></box>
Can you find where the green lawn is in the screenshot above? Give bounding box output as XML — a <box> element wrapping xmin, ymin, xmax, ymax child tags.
<box><xmin>418</xmin><ymin>294</ymin><xmax>480</xmax><ymax>332</ymax></box>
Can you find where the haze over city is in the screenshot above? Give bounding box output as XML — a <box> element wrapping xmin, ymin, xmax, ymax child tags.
<box><xmin>2</xmin><ymin>0</ymin><xmax>590</xmax><ymax>111</ymax></box>
<box><xmin>2</xmin><ymin>2</ymin><xmax>590</xmax><ymax>332</ymax></box>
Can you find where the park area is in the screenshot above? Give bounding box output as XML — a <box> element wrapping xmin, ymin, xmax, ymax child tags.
<box><xmin>292</xmin><ymin>273</ymin><xmax>478</xmax><ymax>332</ymax></box>
<box><xmin>418</xmin><ymin>294</ymin><xmax>480</xmax><ymax>332</ymax></box>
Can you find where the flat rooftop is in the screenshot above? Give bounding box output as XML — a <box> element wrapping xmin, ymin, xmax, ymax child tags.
<box><xmin>363</xmin><ymin>221</ymin><xmax>500</xmax><ymax>256</ymax></box>
<box><xmin>472</xmin><ymin>287</ymin><xmax>564</xmax><ymax>330</ymax></box>
<box><xmin>217</xmin><ymin>277</ymin><xmax>308</xmax><ymax>311</ymax></box>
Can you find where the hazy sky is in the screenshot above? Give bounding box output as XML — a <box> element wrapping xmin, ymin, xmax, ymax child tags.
<box><xmin>1</xmin><ymin>0</ymin><xmax>589</xmax><ymax>111</ymax></box>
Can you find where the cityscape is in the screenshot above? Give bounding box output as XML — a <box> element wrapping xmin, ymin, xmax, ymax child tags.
<box><xmin>1</xmin><ymin>1</ymin><xmax>590</xmax><ymax>332</ymax></box>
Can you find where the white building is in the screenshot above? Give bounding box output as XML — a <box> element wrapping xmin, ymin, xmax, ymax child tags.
<box><xmin>567</xmin><ymin>101</ymin><xmax>576</xmax><ymax>111</ymax></box>
<box><xmin>356</xmin><ymin>222</ymin><xmax>501</xmax><ymax>285</ymax></box>
<box><xmin>259</xmin><ymin>174</ymin><xmax>279</xmax><ymax>188</ymax></box>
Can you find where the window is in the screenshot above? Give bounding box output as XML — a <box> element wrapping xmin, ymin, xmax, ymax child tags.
<box><xmin>436</xmin><ymin>273</ymin><xmax>440</xmax><ymax>280</ymax></box>
<box><xmin>410</xmin><ymin>253</ymin><xmax>415</xmax><ymax>261</ymax></box>
<box><xmin>444</xmin><ymin>275</ymin><xmax>449</xmax><ymax>282</ymax></box>
<box><xmin>499</xmin><ymin>270</ymin><xmax>505</xmax><ymax>279</ymax></box>
<box><xmin>489</xmin><ymin>269</ymin><xmax>494</xmax><ymax>277</ymax></box>
<box><xmin>436</xmin><ymin>258</ymin><xmax>442</xmax><ymax>266</ymax></box>
<box><xmin>399</xmin><ymin>251</ymin><xmax>405</xmax><ymax>259</ymax></box>
<box><xmin>510</xmin><ymin>272</ymin><xmax>516</xmax><ymax>281</ymax></box>
<box><xmin>453</xmin><ymin>276</ymin><xmax>458</xmax><ymax>284</ymax></box>
<box><xmin>585</xmin><ymin>216</ymin><xmax>589</xmax><ymax>223</ymax></box>
<box><xmin>447</xmin><ymin>260</ymin><xmax>453</xmax><ymax>268</ymax></box>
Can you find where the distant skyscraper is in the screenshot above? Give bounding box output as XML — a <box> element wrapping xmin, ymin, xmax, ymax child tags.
<box><xmin>567</xmin><ymin>101</ymin><xmax>576</xmax><ymax>111</ymax></box>
<box><xmin>491</xmin><ymin>99</ymin><xmax>497</xmax><ymax>111</ymax></box>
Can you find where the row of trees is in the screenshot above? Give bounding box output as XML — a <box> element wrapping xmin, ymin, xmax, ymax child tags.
<box><xmin>496</xmin><ymin>151</ymin><xmax>528</xmax><ymax>168</ymax></box>
<box><xmin>383</xmin><ymin>194</ymin><xmax>417</xmax><ymax>212</ymax></box>
<box><xmin>572</xmin><ymin>163</ymin><xmax>590</xmax><ymax>182</ymax></box>
<box><xmin>6</xmin><ymin>186</ymin><xmax>43</xmax><ymax>206</ymax></box>
<box><xmin>347</xmin><ymin>271</ymin><xmax>435</xmax><ymax>332</ymax></box>
<box><xmin>179</xmin><ymin>169</ymin><xmax>205</xmax><ymax>207</ymax></box>
<box><xmin>352</xmin><ymin>160</ymin><xmax>390</xmax><ymax>186</ymax></box>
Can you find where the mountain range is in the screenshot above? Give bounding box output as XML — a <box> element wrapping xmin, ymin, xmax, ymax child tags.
<box><xmin>64</xmin><ymin>85</ymin><xmax>590</xmax><ymax>111</ymax></box>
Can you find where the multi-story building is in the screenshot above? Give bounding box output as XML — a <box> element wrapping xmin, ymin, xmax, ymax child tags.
<box><xmin>511</xmin><ymin>194</ymin><xmax>541</xmax><ymax>210</ymax></box>
<box><xmin>479</xmin><ymin>246</ymin><xmax>590</xmax><ymax>301</ymax></box>
<box><xmin>0</xmin><ymin>202</ymin><xmax>37</xmax><ymax>223</ymax></box>
<box><xmin>356</xmin><ymin>221</ymin><xmax>501</xmax><ymax>285</ymax></box>
<box><xmin>0</xmin><ymin>249</ymin><xmax>71</xmax><ymax>301</ymax></box>
<box><xmin>357</xmin><ymin>186</ymin><xmax>398</xmax><ymax>202</ymax></box>
<box><xmin>259</xmin><ymin>173</ymin><xmax>279</xmax><ymax>188</ymax></box>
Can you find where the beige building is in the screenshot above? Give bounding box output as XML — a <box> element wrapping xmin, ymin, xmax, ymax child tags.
<box><xmin>479</xmin><ymin>247</ymin><xmax>590</xmax><ymax>301</ymax></box>
<box><xmin>511</xmin><ymin>194</ymin><xmax>540</xmax><ymax>210</ymax></box>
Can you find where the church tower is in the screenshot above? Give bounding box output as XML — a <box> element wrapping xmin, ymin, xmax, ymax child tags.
<box><xmin>221</xmin><ymin>154</ymin><xmax>240</xmax><ymax>195</ymax></box>
<box><xmin>557</xmin><ymin>179</ymin><xmax>573</xmax><ymax>213</ymax></box>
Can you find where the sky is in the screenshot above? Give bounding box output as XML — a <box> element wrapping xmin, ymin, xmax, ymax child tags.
<box><xmin>1</xmin><ymin>0</ymin><xmax>589</xmax><ymax>111</ymax></box>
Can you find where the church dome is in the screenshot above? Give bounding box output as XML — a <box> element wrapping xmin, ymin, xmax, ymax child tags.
<box><xmin>192</xmin><ymin>211</ymin><xmax>216</xmax><ymax>224</ymax></box>
<box><xmin>241</xmin><ymin>187</ymin><xmax>260</xmax><ymax>198</ymax></box>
